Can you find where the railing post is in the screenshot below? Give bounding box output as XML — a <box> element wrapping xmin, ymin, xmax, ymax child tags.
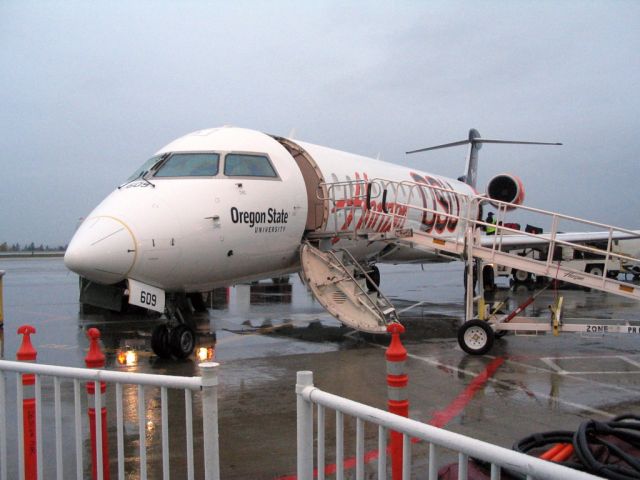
<box><xmin>296</xmin><ymin>371</ymin><xmax>314</xmax><ymax>480</ymax></box>
<box><xmin>85</xmin><ymin>328</ymin><xmax>109</xmax><ymax>480</ymax></box>
<box><xmin>0</xmin><ymin>270</ymin><xmax>5</xmax><ymax>328</ymax></box>
<box><xmin>200</xmin><ymin>362</ymin><xmax>220</xmax><ymax>480</ymax></box>
<box><xmin>16</xmin><ymin>325</ymin><xmax>37</xmax><ymax>480</ymax></box>
<box><xmin>465</xmin><ymin>227</ymin><xmax>475</xmax><ymax>322</ymax></box>
<box><xmin>386</xmin><ymin>323</ymin><xmax>408</xmax><ymax>480</ymax></box>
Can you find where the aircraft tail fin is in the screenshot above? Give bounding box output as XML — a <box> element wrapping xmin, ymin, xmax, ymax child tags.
<box><xmin>406</xmin><ymin>130</ymin><xmax>562</xmax><ymax>189</ymax></box>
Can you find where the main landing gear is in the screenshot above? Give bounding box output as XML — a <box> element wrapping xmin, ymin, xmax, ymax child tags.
<box><xmin>151</xmin><ymin>294</ymin><xmax>198</xmax><ymax>359</ymax></box>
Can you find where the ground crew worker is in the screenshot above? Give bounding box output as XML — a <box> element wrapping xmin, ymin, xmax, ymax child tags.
<box><xmin>486</xmin><ymin>212</ymin><xmax>496</xmax><ymax>235</ymax></box>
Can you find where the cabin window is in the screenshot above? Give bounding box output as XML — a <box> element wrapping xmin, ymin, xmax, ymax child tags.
<box><xmin>224</xmin><ymin>154</ymin><xmax>277</xmax><ymax>178</ymax></box>
<box><xmin>154</xmin><ymin>153</ymin><xmax>220</xmax><ymax>177</ymax></box>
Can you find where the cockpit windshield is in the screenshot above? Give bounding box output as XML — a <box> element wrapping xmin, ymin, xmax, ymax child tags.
<box><xmin>154</xmin><ymin>153</ymin><xmax>219</xmax><ymax>177</ymax></box>
<box><xmin>125</xmin><ymin>155</ymin><xmax>163</xmax><ymax>182</ymax></box>
<box><xmin>224</xmin><ymin>154</ymin><xmax>277</xmax><ymax>177</ymax></box>
<box><xmin>122</xmin><ymin>151</ymin><xmax>276</xmax><ymax>185</ymax></box>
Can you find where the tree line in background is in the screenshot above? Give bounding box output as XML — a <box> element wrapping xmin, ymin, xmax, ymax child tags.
<box><xmin>0</xmin><ymin>242</ymin><xmax>67</xmax><ymax>252</ymax></box>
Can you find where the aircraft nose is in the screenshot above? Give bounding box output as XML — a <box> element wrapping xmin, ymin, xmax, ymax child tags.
<box><xmin>64</xmin><ymin>216</ymin><xmax>136</xmax><ymax>284</ymax></box>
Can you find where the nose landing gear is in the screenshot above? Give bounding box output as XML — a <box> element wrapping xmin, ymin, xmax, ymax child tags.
<box><xmin>169</xmin><ymin>324</ymin><xmax>196</xmax><ymax>359</ymax></box>
<box><xmin>151</xmin><ymin>324</ymin><xmax>171</xmax><ymax>358</ymax></box>
<box><xmin>151</xmin><ymin>294</ymin><xmax>198</xmax><ymax>359</ymax></box>
<box><xmin>151</xmin><ymin>323</ymin><xmax>196</xmax><ymax>359</ymax></box>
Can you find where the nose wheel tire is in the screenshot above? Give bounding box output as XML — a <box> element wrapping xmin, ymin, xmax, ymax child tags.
<box><xmin>151</xmin><ymin>324</ymin><xmax>172</xmax><ymax>359</ymax></box>
<box><xmin>458</xmin><ymin>320</ymin><xmax>495</xmax><ymax>355</ymax></box>
<box><xmin>170</xmin><ymin>324</ymin><xmax>196</xmax><ymax>359</ymax></box>
<box><xmin>151</xmin><ymin>324</ymin><xmax>196</xmax><ymax>359</ymax></box>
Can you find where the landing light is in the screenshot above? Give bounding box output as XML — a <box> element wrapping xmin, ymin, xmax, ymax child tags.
<box><xmin>196</xmin><ymin>347</ymin><xmax>215</xmax><ymax>362</ymax></box>
<box><xmin>117</xmin><ymin>348</ymin><xmax>138</xmax><ymax>366</ymax></box>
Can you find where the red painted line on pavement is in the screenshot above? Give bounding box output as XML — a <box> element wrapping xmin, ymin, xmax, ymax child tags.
<box><xmin>426</xmin><ymin>356</ymin><xmax>505</xmax><ymax>429</ymax></box>
<box><xmin>277</xmin><ymin>356</ymin><xmax>504</xmax><ymax>480</ymax></box>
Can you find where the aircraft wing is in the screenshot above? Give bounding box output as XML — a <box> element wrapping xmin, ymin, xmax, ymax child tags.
<box><xmin>480</xmin><ymin>230</ymin><xmax>640</xmax><ymax>249</ymax></box>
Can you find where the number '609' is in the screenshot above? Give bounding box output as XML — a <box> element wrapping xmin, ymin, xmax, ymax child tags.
<box><xmin>140</xmin><ymin>291</ymin><xmax>157</xmax><ymax>307</ymax></box>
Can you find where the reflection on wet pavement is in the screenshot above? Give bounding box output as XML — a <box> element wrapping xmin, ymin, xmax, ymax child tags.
<box><xmin>1</xmin><ymin>257</ymin><xmax>639</xmax><ymax>478</ymax></box>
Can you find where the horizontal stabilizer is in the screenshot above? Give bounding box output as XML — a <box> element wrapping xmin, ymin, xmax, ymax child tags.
<box><xmin>406</xmin><ymin>138</ymin><xmax>562</xmax><ymax>155</ymax></box>
<box><xmin>405</xmin><ymin>129</ymin><xmax>561</xmax><ymax>190</ymax></box>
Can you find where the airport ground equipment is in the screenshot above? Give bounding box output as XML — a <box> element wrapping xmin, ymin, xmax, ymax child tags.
<box><xmin>300</xmin><ymin>243</ymin><xmax>399</xmax><ymax>333</ymax></box>
<box><xmin>493</xmin><ymin>243</ymin><xmax>625</xmax><ymax>285</ymax></box>
<box><xmin>306</xmin><ymin>176</ymin><xmax>640</xmax><ymax>353</ymax></box>
<box><xmin>623</xmin><ymin>262</ymin><xmax>640</xmax><ymax>280</ymax></box>
<box><xmin>296</xmin><ymin>370</ymin><xmax>600</xmax><ymax>480</ymax></box>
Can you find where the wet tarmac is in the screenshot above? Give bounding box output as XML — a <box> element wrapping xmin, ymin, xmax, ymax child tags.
<box><xmin>1</xmin><ymin>257</ymin><xmax>640</xmax><ymax>478</ymax></box>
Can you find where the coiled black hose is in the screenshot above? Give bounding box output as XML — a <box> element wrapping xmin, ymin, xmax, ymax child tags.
<box><xmin>513</xmin><ymin>415</ymin><xmax>640</xmax><ymax>479</ymax></box>
<box><xmin>513</xmin><ymin>430</ymin><xmax>585</xmax><ymax>472</ymax></box>
<box><xmin>572</xmin><ymin>415</ymin><xmax>640</xmax><ymax>480</ymax></box>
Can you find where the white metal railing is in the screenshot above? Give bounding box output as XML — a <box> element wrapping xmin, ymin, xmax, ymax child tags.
<box><xmin>0</xmin><ymin>360</ymin><xmax>220</xmax><ymax>480</ymax></box>
<box><xmin>318</xmin><ymin>177</ymin><xmax>640</xmax><ymax>295</ymax></box>
<box><xmin>296</xmin><ymin>370</ymin><xmax>602</xmax><ymax>480</ymax></box>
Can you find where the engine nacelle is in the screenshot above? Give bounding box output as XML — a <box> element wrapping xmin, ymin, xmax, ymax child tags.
<box><xmin>486</xmin><ymin>174</ymin><xmax>525</xmax><ymax>210</ymax></box>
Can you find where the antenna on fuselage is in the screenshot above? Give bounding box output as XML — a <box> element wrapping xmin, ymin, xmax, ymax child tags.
<box><xmin>406</xmin><ymin>129</ymin><xmax>562</xmax><ymax>189</ymax></box>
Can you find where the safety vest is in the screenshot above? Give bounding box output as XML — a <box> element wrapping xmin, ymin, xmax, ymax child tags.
<box><xmin>486</xmin><ymin>218</ymin><xmax>496</xmax><ymax>234</ymax></box>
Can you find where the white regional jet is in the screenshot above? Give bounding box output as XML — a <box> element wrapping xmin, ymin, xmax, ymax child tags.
<box><xmin>64</xmin><ymin>126</ymin><xmax>635</xmax><ymax>358</ymax></box>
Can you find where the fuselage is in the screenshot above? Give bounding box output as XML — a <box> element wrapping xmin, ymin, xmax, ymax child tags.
<box><xmin>64</xmin><ymin>126</ymin><xmax>476</xmax><ymax>292</ymax></box>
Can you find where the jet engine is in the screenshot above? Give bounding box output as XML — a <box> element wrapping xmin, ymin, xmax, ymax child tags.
<box><xmin>486</xmin><ymin>174</ymin><xmax>525</xmax><ymax>209</ymax></box>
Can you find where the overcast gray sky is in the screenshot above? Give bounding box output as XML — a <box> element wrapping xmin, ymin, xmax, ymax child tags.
<box><xmin>1</xmin><ymin>0</ymin><xmax>639</xmax><ymax>246</ymax></box>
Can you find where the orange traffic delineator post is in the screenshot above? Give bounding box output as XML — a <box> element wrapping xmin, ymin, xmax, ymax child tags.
<box><xmin>85</xmin><ymin>328</ymin><xmax>110</xmax><ymax>480</ymax></box>
<box><xmin>386</xmin><ymin>322</ymin><xmax>408</xmax><ymax>480</ymax></box>
<box><xmin>17</xmin><ymin>325</ymin><xmax>38</xmax><ymax>480</ymax></box>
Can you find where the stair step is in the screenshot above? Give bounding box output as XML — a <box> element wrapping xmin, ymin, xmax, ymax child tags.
<box><xmin>301</xmin><ymin>243</ymin><xmax>399</xmax><ymax>333</ymax></box>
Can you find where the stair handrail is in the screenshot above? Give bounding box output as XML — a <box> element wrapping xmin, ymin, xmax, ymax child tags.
<box><xmin>316</xmin><ymin>177</ymin><xmax>640</xmax><ymax>289</ymax></box>
<box><xmin>309</xmin><ymin>243</ymin><xmax>399</xmax><ymax>326</ymax></box>
<box><xmin>474</xmin><ymin>195</ymin><xmax>640</xmax><ymax>287</ymax></box>
<box><xmin>336</xmin><ymin>247</ymin><xmax>400</xmax><ymax>323</ymax></box>
<box><xmin>369</xmin><ymin>178</ymin><xmax>640</xmax><ymax>278</ymax></box>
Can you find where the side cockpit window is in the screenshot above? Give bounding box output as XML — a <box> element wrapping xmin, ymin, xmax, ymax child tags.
<box><xmin>224</xmin><ymin>154</ymin><xmax>277</xmax><ymax>178</ymax></box>
<box><xmin>154</xmin><ymin>153</ymin><xmax>220</xmax><ymax>177</ymax></box>
<box><xmin>125</xmin><ymin>155</ymin><xmax>163</xmax><ymax>182</ymax></box>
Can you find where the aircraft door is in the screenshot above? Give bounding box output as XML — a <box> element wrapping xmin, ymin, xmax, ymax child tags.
<box><xmin>272</xmin><ymin>136</ymin><xmax>328</xmax><ymax>232</ymax></box>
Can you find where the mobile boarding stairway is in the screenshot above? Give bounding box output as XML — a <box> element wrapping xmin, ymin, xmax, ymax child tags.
<box><xmin>301</xmin><ymin>177</ymin><xmax>640</xmax><ymax>354</ymax></box>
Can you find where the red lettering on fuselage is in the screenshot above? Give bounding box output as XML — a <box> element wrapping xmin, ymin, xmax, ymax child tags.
<box><xmin>330</xmin><ymin>172</ymin><xmax>410</xmax><ymax>243</ymax></box>
<box><xmin>329</xmin><ymin>171</ymin><xmax>461</xmax><ymax>244</ymax></box>
<box><xmin>409</xmin><ymin>172</ymin><xmax>460</xmax><ymax>233</ymax></box>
